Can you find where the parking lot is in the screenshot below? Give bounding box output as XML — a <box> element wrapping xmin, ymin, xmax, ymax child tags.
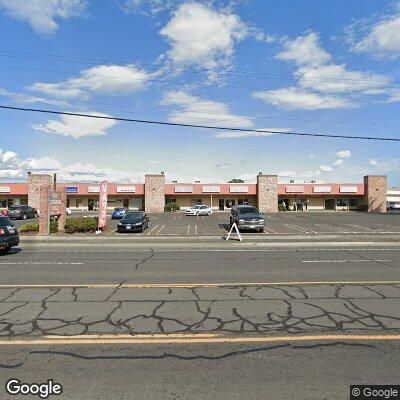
<box><xmin>10</xmin><ymin>210</ymin><xmax>400</xmax><ymax>236</ymax></box>
<box><xmin>103</xmin><ymin>211</ymin><xmax>400</xmax><ymax>236</ymax></box>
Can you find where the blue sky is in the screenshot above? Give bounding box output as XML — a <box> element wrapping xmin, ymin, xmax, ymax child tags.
<box><xmin>0</xmin><ymin>0</ymin><xmax>399</xmax><ymax>185</ymax></box>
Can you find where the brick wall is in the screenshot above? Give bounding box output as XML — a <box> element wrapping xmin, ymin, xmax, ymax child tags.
<box><xmin>257</xmin><ymin>174</ymin><xmax>278</xmax><ymax>213</ymax></box>
<box><xmin>27</xmin><ymin>173</ymin><xmax>52</xmax><ymax>215</ymax></box>
<box><xmin>364</xmin><ymin>175</ymin><xmax>387</xmax><ymax>213</ymax></box>
<box><xmin>144</xmin><ymin>174</ymin><xmax>165</xmax><ymax>213</ymax></box>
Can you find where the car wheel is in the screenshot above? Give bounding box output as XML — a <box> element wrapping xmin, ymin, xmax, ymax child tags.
<box><xmin>0</xmin><ymin>245</ymin><xmax>11</xmax><ymax>255</ymax></box>
<box><xmin>22</xmin><ymin>214</ymin><xmax>27</xmax><ymax>220</ymax></box>
<box><xmin>34</xmin><ymin>213</ymin><xmax>38</xmax><ymax>218</ymax></box>
<box><xmin>259</xmin><ymin>228</ymin><xmax>264</xmax><ymax>233</ymax></box>
<box><xmin>207</xmin><ymin>211</ymin><xmax>211</xmax><ymax>216</ymax></box>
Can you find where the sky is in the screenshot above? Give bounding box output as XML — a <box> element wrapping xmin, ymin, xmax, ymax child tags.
<box><xmin>0</xmin><ymin>0</ymin><xmax>400</xmax><ymax>185</ymax></box>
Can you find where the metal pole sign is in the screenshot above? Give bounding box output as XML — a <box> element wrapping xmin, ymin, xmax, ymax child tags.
<box><xmin>226</xmin><ymin>222</ymin><xmax>243</xmax><ymax>241</ymax></box>
<box><xmin>98</xmin><ymin>180</ymin><xmax>108</xmax><ymax>230</ymax></box>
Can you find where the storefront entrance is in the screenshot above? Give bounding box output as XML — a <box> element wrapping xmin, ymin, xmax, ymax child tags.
<box><xmin>123</xmin><ymin>199</ymin><xmax>129</xmax><ymax>209</ymax></box>
<box><xmin>88</xmin><ymin>199</ymin><xmax>94</xmax><ymax>211</ymax></box>
<box><xmin>325</xmin><ymin>199</ymin><xmax>336</xmax><ymax>210</ymax></box>
<box><xmin>219</xmin><ymin>199</ymin><xmax>224</xmax><ymax>211</ymax></box>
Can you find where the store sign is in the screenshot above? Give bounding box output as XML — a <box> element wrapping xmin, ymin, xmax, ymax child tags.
<box><xmin>340</xmin><ymin>186</ymin><xmax>358</xmax><ymax>193</ymax></box>
<box><xmin>117</xmin><ymin>186</ymin><xmax>136</xmax><ymax>193</ymax></box>
<box><xmin>65</xmin><ymin>186</ymin><xmax>78</xmax><ymax>194</ymax></box>
<box><xmin>202</xmin><ymin>186</ymin><xmax>220</xmax><ymax>193</ymax></box>
<box><xmin>88</xmin><ymin>186</ymin><xmax>100</xmax><ymax>193</ymax></box>
<box><xmin>98</xmin><ymin>181</ymin><xmax>108</xmax><ymax>229</ymax></box>
<box><xmin>285</xmin><ymin>186</ymin><xmax>304</xmax><ymax>193</ymax></box>
<box><xmin>48</xmin><ymin>190</ymin><xmax>62</xmax><ymax>216</ymax></box>
<box><xmin>175</xmin><ymin>186</ymin><xmax>193</xmax><ymax>193</ymax></box>
<box><xmin>229</xmin><ymin>186</ymin><xmax>248</xmax><ymax>193</ymax></box>
<box><xmin>313</xmin><ymin>186</ymin><xmax>331</xmax><ymax>193</ymax></box>
<box><xmin>0</xmin><ymin>186</ymin><xmax>10</xmax><ymax>193</ymax></box>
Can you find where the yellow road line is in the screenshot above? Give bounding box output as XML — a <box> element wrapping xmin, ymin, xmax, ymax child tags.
<box><xmin>0</xmin><ymin>280</ymin><xmax>400</xmax><ymax>289</ymax></box>
<box><xmin>1</xmin><ymin>333</ymin><xmax>400</xmax><ymax>346</ymax></box>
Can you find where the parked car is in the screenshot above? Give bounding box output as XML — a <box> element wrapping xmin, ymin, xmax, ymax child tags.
<box><xmin>387</xmin><ymin>202</ymin><xmax>400</xmax><ymax>211</ymax></box>
<box><xmin>66</xmin><ymin>208</ymin><xmax>72</xmax><ymax>215</ymax></box>
<box><xmin>117</xmin><ymin>211</ymin><xmax>149</xmax><ymax>233</ymax></box>
<box><xmin>0</xmin><ymin>216</ymin><xmax>19</xmax><ymax>254</ymax></box>
<box><xmin>112</xmin><ymin>207</ymin><xmax>127</xmax><ymax>219</ymax></box>
<box><xmin>185</xmin><ymin>205</ymin><xmax>213</xmax><ymax>216</ymax></box>
<box><xmin>230</xmin><ymin>205</ymin><xmax>265</xmax><ymax>233</ymax></box>
<box><xmin>8</xmin><ymin>205</ymin><xmax>38</xmax><ymax>220</ymax></box>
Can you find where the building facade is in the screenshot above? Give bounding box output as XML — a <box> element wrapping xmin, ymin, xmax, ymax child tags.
<box><xmin>0</xmin><ymin>173</ymin><xmax>391</xmax><ymax>213</ymax></box>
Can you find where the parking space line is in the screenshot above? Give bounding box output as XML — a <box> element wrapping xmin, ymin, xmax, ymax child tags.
<box><xmin>146</xmin><ymin>224</ymin><xmax>159</xmax><ymax>235</ymax></box>
<box><xmin>195</xmin><ymin>224</ymin><xmax>198</xmax><ymax>235</ymax></box>
<box><xmin>156</xmin><ymin>225</ymin><xmax>165</xmax><ymax>235</ymax></box>
<box><xmin>284</xmin><ymin>223</ymin><xmax>313</xmax><ymax>234</ymax></box>
<box><xmin>187</xmin><ymin>225</ymin><xmax>191</xmax><ymax>235</ymax></box>
<box><xmin>172</xmin><ymin>215</ymin><xmax>177</xmax><ymax>221</ymax></box>
<box><xmin>314</xmin><ymin>223</ymin><xmax>351</xmax><ymax>233</ymax></box>
<box><xmin>264</xmin><ymin>227</ymin><xmax>277</xmax><ymax>234</ymax></box>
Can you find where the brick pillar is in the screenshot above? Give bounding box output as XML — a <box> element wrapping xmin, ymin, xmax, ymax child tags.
<box><xmin>145</xmin><ymin>174</ymin><xmax>165</xmax><ymax>213</ymax></box>
<box><xmin>28</xmin><ymin>173</ymin><xmax>52</xmax><ymax>215</ymax></box>
<box><xmin>257</xmin><ymin>174</ymin><xmax>278</xmax><ymax>213</ymax></box>
<box><xmin>56</xmin><ymin>186</ymin><xmax>67</xmax><ymax>232</ymax></box>
<box><xmin>364</xmin><ymin>175</ymin><xmax>387</xmax><ymax>213</ymax></box>
<box><xmin>38</xmin><ymin>184</ymin><xmax>51</xmax><ymax>235</ymax></box>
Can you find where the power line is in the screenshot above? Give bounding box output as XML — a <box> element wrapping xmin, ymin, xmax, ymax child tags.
<box><xmin>1</xmin><ymin>49</ymin><xmax>399</xmax><ymax>83</ymax></box>
<box><xmin>1</xmin><ymin>104</ymin><xmax>400</xmax><ymax>142</ymax></box>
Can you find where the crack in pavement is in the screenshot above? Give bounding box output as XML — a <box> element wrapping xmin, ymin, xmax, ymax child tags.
<box><xmin>0</xmin><ymin>341</ymin><xmax>375</xmax><ymax>369</ymax></box>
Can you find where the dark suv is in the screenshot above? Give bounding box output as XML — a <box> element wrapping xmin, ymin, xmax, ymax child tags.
<box><xmin>0</xmin><ymin>216</ymin><xmax>19</xmax><ymax>254</ymax></box>
<box><xmin>8</xmin><ymin>205</ymin><xmax>38</xmax><ymax>220</ymax></box>
<box><xmin>230</xmin><ymin>205</ymin><xmax>265</xmax><ymax>233</ymax></box>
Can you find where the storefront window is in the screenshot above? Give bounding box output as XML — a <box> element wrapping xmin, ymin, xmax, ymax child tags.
<box><xmin>225</xmin><ymin>199</ymin><xmax>235</xmax><ymax>208</ymax></box>
<box><xmin>191</xmin><ymin>199</ymin><xmax>201</xmax><ymax>205</ymax></box>
<box><xmin>349</xmin><ymin>198</ymin><xmax>358</xmax><ymax>207</ymax></box>
<box><xmin>0</xmin><ymin>199</ymin><xmax>6</xmax><ymax>208</ymax></box>
<box><xmin>165</xmin><ymin>197</ymin><xmax>177</xmax><ymax>204</ymax></box>
<box><xmin>76</xmin><ymin>198</ymin><xmax>83</xmax><ymax>208</ymax></box>
<box><xmin>238</xmin><ymin>198</ymin><xmax>249</xmax><ymax>205</ymax></box>
<box><xmin>336</xmin><ymin>198</ymin><xmax>348</xmax><ymax>207</ymax></box>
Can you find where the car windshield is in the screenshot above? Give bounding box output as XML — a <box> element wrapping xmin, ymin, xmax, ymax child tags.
<box><xmin>124</xmin><ymin>212</ymin><xmax>142</xmax><ymax>219</ymax></box>
<box><xmin>9</xmin><ymin>206</ymin><xmax>21</xmax><ymax>210</ymax></box>
<box><xmin>0</xmin><ymin>217</ymin><xmax>14</xmax><ymax>226</ymax></box>
<box><xmin>238</xmin><ymin>207</ymin><xmax>258</xmax><ymax>214</ymax></box>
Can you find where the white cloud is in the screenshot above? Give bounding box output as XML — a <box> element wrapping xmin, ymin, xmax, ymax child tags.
<box><xmin>122</xmin><ymin>0</ymin><xmax>175</xmax><ymax>15</ymax></box>
<box><xmin>160</xmin><ymin>2</ymin><xmax>247</xmax><ymax>72</ymax></box>
<box><xmin>335</xmin><ymin>150</ymin><xmax>351</xmax><ymax>158</ymax></box>
<box><xmin>214</xmin><ymin>127</ymin><xmax>289</xmax><ymax>138</ymax></box>
<box><xmin>1</xmin><ymin>151</ymin><xmax>18</xmax><ymax>164</ymax></box>
<box><xmin>296</xmin><ymin>64</ymin><xmax>390</xmax><ymax>94</ymax></box>
<box><xmin>20</xmin><ymin>156</ymin><xmax>61</xmax><ymax>171</ymax></box>
<box><xmin>278</xmin><ymin>170</ymin><xmax>317</xmax><ymax>179</ymax></box>
<box><xmin>29</xmin><ymin>64</ymin><xmax>152</xmax><ymax>98</ymax></box>
<box><xmin>0</xmin><ymin>0</ymin><xmax>87</xmax><ymax>34</ymax></box>
<box><xmin>332</xmin><ymin>159</ymin><xmax>343</xmax><ymax>167</ymax></box>
<box><xmin>32</xmin><ymin>111</ymin><xmax>117</xmax><ymax>138</ymax></box>
<box><xmin>319</xmin><ymin>164</ymin><xmax>333</xmax><ymax>173</ymax></box>
<box><xmin>369</xmin><ymin>158</ymin><xmax>378</xmax><ymax>166</ymax></box>
<box><xmin>253</xmin><ymin>87</ymin><xmax>352</xmax><ymax>110</ymax></box>
<box><xmin>352</xmin><ymin>12</ymin><xmax>400</xmax><ymax>57</ymax></box>
<box><xmin>215</xmin><ymin>162</ymin><xmax>231</xmax><ymax>169</ymax></box>
<box><xmin>0</xmin><ymin>88</ymin><xmax>70</xmax><ymax>106</ymax></box>
<box><xmin>148</xmin><ymin>160</ymin><xmax>159</xmax><ymax>164</ymax></box>
<box><xmin>161</xmin><ymin>90</ymin><xmax>253</xmax><ymax>127</ymax></box>
<box><xmin>257</xmin><ymin>30</ymin><xmax>394</xmax><ymax>110</ymax></box>
<box><xmin>276</xmin><ymin>32</ymin><xmax>331</xmax><ymax>66</ymax></box>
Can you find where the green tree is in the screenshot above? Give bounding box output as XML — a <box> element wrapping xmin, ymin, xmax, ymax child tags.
<box><xmin>228</xmin><ymin>178</ymin><xmax>244</xmax><ymax>183</ymax></box>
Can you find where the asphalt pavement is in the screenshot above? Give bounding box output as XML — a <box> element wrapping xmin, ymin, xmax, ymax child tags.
<box><xmin>0</xmin><ymin>242</ymin><xmax>399</xmax><ymax>399</ymax></box>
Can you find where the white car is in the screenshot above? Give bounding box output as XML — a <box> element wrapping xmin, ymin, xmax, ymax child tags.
<box><xmin>66</xmin><ymin>208</ymin><xmax>72</xmax><ymax>215</ymax></box>
<box><xmin>387</xmin><ymin>202</ymin><xmax>400</xmax><ymax>210</ymax></box>
<box><xmin>185</xmin><ymin>205</ymin><xmax>213</xmax><ymax>216</ymax></box>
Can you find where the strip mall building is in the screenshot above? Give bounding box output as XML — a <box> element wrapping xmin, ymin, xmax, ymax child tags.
<box><xmin>0</xmin><ymin>173</ymin><xmax>391</xmax><ymax>214</ymax></box>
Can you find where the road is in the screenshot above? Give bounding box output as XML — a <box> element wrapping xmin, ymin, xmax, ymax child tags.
<box><xmin>0</xmin><ymin>243</ymin><xmax>399</xmax><ymax>399</ymax></box>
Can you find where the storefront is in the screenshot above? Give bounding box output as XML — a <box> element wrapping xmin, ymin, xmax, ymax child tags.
<box><xmin>0</xmin><ymin>184</ymin><xmax>28</xmax><ymax>210</ymax></box>
<box><xmin>278</xmin><ymin>184</ymin><xmax>364</xmax><ymax>211</ymax></box>
<box><xmin>165</xmin><ymin>183</ymin><xmax>258</xmax><ymax>210</ymax></box>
